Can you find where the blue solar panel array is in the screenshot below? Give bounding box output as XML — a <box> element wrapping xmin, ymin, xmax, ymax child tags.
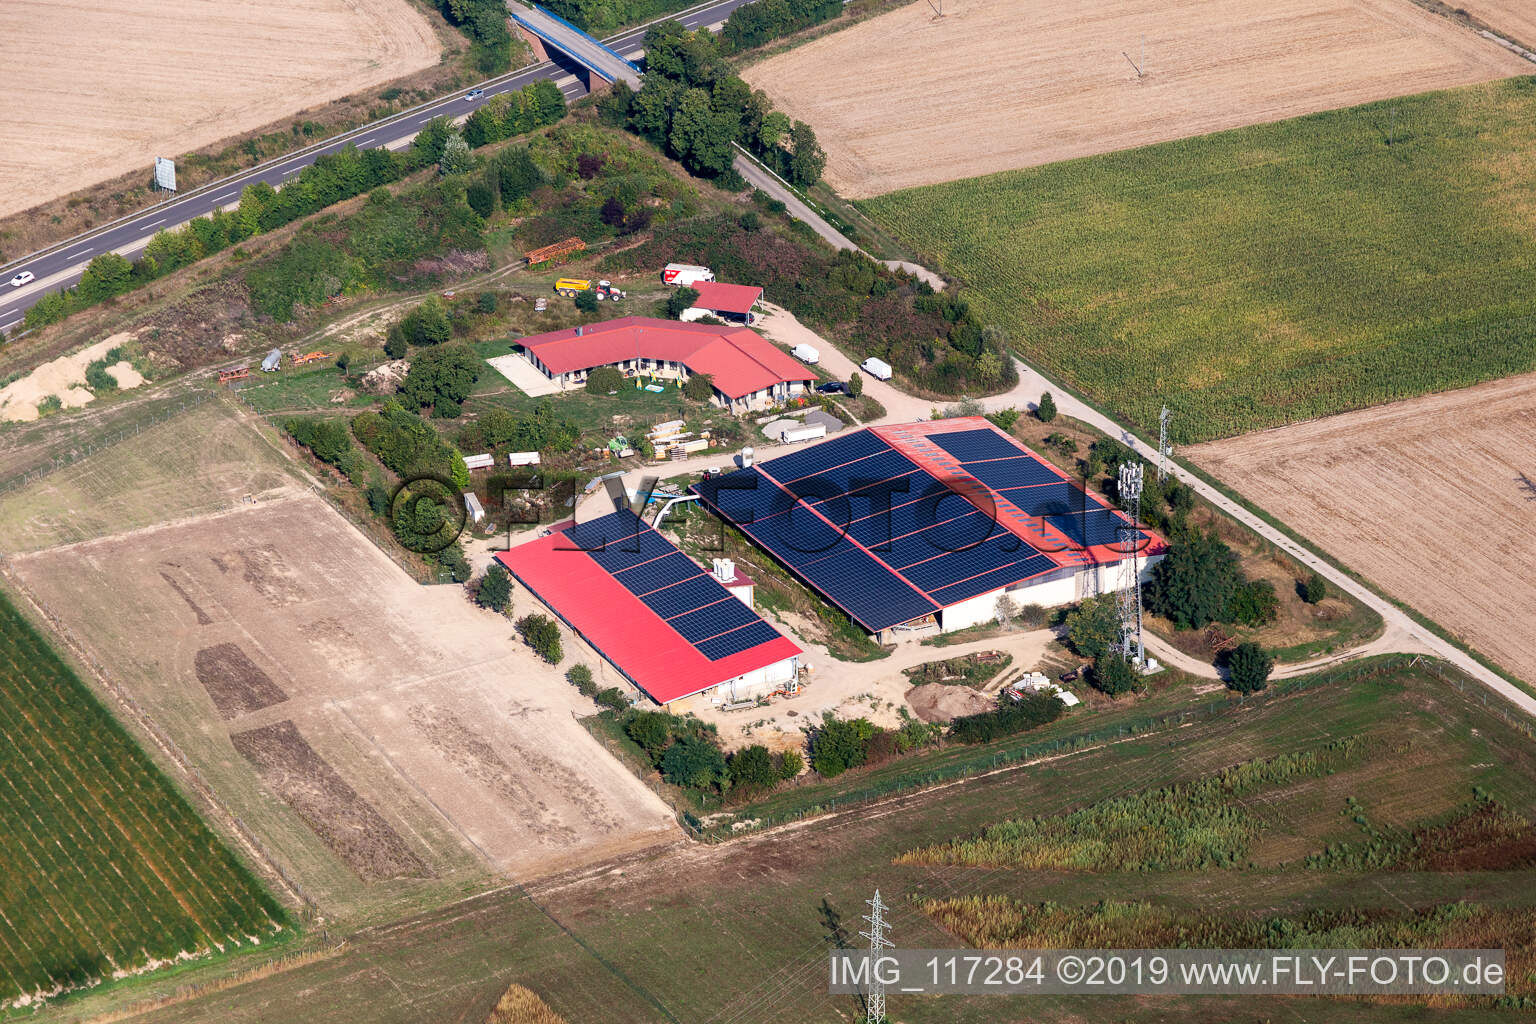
<box><xmin>567</xmin><ymin>510</ymin><xmax>788</xmax><ymax>662</ymax></box>
<box><xmin>689</xmin><ymin>427</ymin><xmax>1153</xmax><ymax>632</ymax></box>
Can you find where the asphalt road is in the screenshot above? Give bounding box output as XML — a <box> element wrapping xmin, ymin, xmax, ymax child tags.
<box><xmin>0</xmin><ymin>0</ymin><xmax>752</xmax><ymax>336</ymax></box>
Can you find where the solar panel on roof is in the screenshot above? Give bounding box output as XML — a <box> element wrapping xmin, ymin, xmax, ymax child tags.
<box><xmin>697</xmin><ymin>620</ymin><xmax>782</xmax><ymax>661</ymax></box>
<box><xmin>928</xmin><ymin>428</ymin><xmax>1032</xmax><ymax>464</ymax></box>
<box><xmin>732</xmin><ymin>502</ymin><xmax>849</xmax><ymax>561</ymax></box>
<box><xmin>995</xmin><ymin>481</ymin><xmax>1081</xmax><ymax>518</ymax></box>
<box><xmin>640</xmin><ymin>576</ymin><xmax>728</xmax><ymax>619</ymax></box>
<box><xmin>613</xmin><ymin>551</ymin><xmax>702</xmax><ymax>595</ymax></box>
<box><xmin>787</xmin><ymin>450</ymin><xmax>918</xmax><ymax>505</ymax></box>
<box><xmin>962</xmin><ymin>455</ymin><xmax>1061</xmax><ymax>492</ymax></box>
<box><xmin>670</xmin><ymin>598</ymin><xmax>760</xmax><ymax>643</ymax></box>
<box><xmin>844</xmin><ymin>488</ymin><xmax>979</xmax><ymax>547</ymax></box>
<box><xmin>697</xmin><ymin>469</ymin><xmax>795</xmax><ymax>526</ymax></box>
<box><xmin>764</xmin><ymin>429</ymin><xmax>890</xmax><ymax>482</ymax></box>
<box><xmin>1045</xmin><ymin>509</ymin><xmax>1130</xmax><ymax>548</ymax></box>
<box><xmin>790</xmin><ymin>547</ymin><xmax>937</xmax><ymax>627</ymax></box>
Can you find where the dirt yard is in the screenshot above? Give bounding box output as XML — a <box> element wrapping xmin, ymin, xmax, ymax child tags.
<box><xmin>1462</xmin><ymin>1</ymin><xmax>1536</xmax><ymax>47</ymax></box>
<box><xmin>742</xmin><ymin>0</ymin><xmax>1529</xmax><ymax>197</ymax></box>
<box><xmin>0</xmin><ymin>0</ymin><xmax>440</xmax><ymax>217</ymax></box>
<box><xmin>5</xmin><ymin>490</ymin><xmax>676</xmax><ymax>915</ymax></box>
<box><xmin>1188</xmin><ymin>371</ymin><xmax>1536</xmax><ymax>687</ymax></box>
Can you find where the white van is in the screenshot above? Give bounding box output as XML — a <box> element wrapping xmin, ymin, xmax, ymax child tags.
<box><xmin>860</xmin><ymin>357</ymin><xmax>893</xmax><ymax>381</ymax></box>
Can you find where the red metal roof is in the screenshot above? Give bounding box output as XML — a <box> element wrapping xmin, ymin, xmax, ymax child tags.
<box><xmin>496</xmin><ymin>524</ymin><xmax>801</xmax><ymax>705</ymax></box>
<box><xmin>517</xmin><ymin>316</ymin><xmax>814</xmax><ymax>400</ymax></box>
<box><xmin>689</xmin><ymin>282</ymin><xmax>763</xmax><ymax>316</ymax></box>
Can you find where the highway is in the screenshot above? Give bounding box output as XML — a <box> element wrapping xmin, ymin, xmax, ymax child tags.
<box><xmin>0</xmin><ymin>0</ymin><xmax>752</xmax><ymax>337</ymax></box>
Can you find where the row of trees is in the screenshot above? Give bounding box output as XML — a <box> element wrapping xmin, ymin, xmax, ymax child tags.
<box><xmin>600</xmin><ymin>22</ymin><xmax>826</xmax><ymax>185</ymax></box>
<box><xmin>720</xmin><ymin>0</ymin><xmax>843</xmax><ymax>51</ymax></box>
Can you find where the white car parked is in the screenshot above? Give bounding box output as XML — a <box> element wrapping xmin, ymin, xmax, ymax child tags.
<box><xmin>9</xmin><ymin>271</ymin><xmax>34</xmax><ymax>287</ymax></box>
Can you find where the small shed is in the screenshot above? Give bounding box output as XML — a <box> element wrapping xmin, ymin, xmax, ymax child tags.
<box><xmin>261</xmin><ymin>349</ymin><xmax>282</xmax><ymax>373</ymax></box>
<box><xmin>681</xmin><ymin>282</ymin><xmax>764</xmax><ymax>326</ymax></box>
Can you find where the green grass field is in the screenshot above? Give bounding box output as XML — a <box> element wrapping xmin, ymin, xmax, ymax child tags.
<box><xmin>0</xmin><ymin>590</ymin><xmax>286</xmax><ymax>1006</ymax></box>
<box><xmin>860</xmin><ymin>78</ymin><xmax>1536</xmax><ymax>442</ymax></box>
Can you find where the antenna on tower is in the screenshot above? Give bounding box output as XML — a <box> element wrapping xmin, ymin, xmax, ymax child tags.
<box><xmin>1115</xmin><ymin>463</ymin><xmax>1145</xmax><ymax>667</ymax></box>
<box><xmin>1158</xmin><ymin>405</ymin><xmax>1172</xmax><ymax>482</ymax></box>
<box><xmin>860</xmin><ymin>890</ymin><xmax>893</xmax><ymax>1024</ymax></box>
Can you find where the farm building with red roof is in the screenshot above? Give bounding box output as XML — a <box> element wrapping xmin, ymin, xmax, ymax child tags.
<box><xmin>680</xmin><ymin>282</ymin><xmax>764</xmax><ymax>325</ymax></box>
<box><xmin>515</xmin><ymin>316</ymin><xmax>815</xmax><ymax>413</ymax></box>
<box><xmin>498</xmin><ymin>510</ymin><xmax>802</xmax><ymax>710</ymax></box>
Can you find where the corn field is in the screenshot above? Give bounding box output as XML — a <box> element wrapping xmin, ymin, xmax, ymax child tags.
<box><xmin>861</xmin><ymin>79</ymin><xmax>1536</xmax><ymax>443</ymax></box>
<box><xmin>897</xmin><ymin>738</ymin><xmax>1361</xmax><ymax>871</ymax></box>
<box><xmin>0</xmin><ymin>593</ymin><xmax>286</xmax><ymax>1007</ymax></box>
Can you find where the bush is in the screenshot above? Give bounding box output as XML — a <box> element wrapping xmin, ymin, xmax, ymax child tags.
<box><xmin>661</xmin><ymin>736</ymin><xmax>727</xmax><ymax>790</ymax></box>
<box><xmin>1226</xmin><ymin>642</ymin><xmax>1273</xmax><ymax>694</ymax></box>
<box><xmin>778</xmin><ymin>749</ymin><xmax>804</xmax><ymax>779</ymax></box>
<box><xmin>400</xmin><ymin>296</ymin><xmax>452</xmax><ymax>346</ymax></box>
<box><xmin>567</xmin><ymin>663</ymin><xmax>597</xmax><ymax>697</ymax></box>
<box><xmin>948</xmin><ymin>690</ymin><xmax>1064</xmax><ymax>744</ymax></box>
<box><xmin>1228</xmin><ymin>578</ymin><xmax>1279</xmax><ymax>627</ymax></box>
<box><xmin>574</xmin><ymin>289</ymin><xmax>599</xmax><ymax>313</ymax></box>
<box><xmin>1090</xmin><ymin>654</ymin><xmax>1142</xmax><ymax>697</ymax></box>
<box><xmin>84</xmin><ymin>360</ymin><xmax>119</xmax><ymax>393</ymax></box>
<box><xmin>352</xmin><ymin>400</ymin><xmax>461</xmax><ymax>479</ymax></box>
<box><xmin>626</xmin><ymin>711</ymin><xmax>673</xmax><ymax>758</ymax></box>
<box><xmin>727</xmin><ymin>744</ymin><xmax>778</xmax><ymax>795</ymax></box>
<box><xmin>594</xmin><ymin>686</ymin><xmax>630</xmax><ymax>712</ymax></box>
<box><xmin>516</xmin><ymin>613</ymin><xmax>564</xmax><ymax>664</ymax></box>
<box><xmin>384</xmin><ymin>328</ymin><xmax>408</xmax><ymax>360</ymax></box>
<box><xmin>1063</xmin><ymin>594</ymin><xmax>1120</xmax><ymax>660</ymax></box>
<box><xmin>586</xmin><ymin>365</ymin><xmax>624</xmax><ymax>394</ymax></box>
<box><xmin>683</xmin><ymin>371</ymin><xmax>715</xmax><ymax>402</ymax></box>
<box><xmin>476</xmin><ymin>564</ymin><xmax>512</xmax><ymax>612</ymax></box>
<box><xmin>438</xmin><ymin>543</ymin><xmax>472</xmax><ymax>583</ymax></box>
<box><xmin>847</xmin><ymin>371</ymin><xmax>863</xmax><ymax>397</ymax></box>
<box><xmin>284</xmin><ymin>417</ymin><xmax>362</xmax><ymax>481</ymax></box>
<box><xmin>476</xmin><ymin>290</ymin><xmax>498</xmax><ymax>315</ymax></box>
<box><xmin>665</xmin><ymin>285</ymin><xmax>700</xmax><ymax>318</ymax></box>
<box><xmin>1302</xmin><ymin>571</ymin><xmax>1328</xmax><ymax>604</ymax></box>
<box><xmin>987</xmin><ymin>407</ymin><xmax>1020</xmax><ymax>433</ymax></box>
<box><xmin>811</xmin><ymin>715</ymin><xmax>874</xmax><ymax>778</ymax></box>
<box><xmin>1036</xmin><ymin>391</ymin><xmax>1057</xmax><ymax>422</ymax></box>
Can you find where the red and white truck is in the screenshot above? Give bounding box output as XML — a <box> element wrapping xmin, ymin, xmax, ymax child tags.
<box><xmin>662</xmin><ymin>263</ymin><xmax>715</xmax><ymax>287</ymax></box>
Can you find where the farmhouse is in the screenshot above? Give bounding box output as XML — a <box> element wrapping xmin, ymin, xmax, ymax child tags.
<box><xmin>693</xmin><ymin>418</ymin><xmax>1166</xmax><ymax>637</ymax></box>
<box><xmin>679</xmin><ymin>282</ymin><xmax>764</xmax><ymax>326</ymax></box>
<box><xmin>498</xmin><ymin>510</ymin><xmax>802</xmax><ymax>710</ymax></box>
<box><xmin>515</xmin><ymin>316</ymin><xmax>816</xmax><ymax>412</ymax></box>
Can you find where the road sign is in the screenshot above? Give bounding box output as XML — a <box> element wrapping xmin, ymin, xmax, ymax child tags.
<box><xmin>153</xmin><ymin>157</ymin><xmax>177</xmax><ymax>192</ymax></box>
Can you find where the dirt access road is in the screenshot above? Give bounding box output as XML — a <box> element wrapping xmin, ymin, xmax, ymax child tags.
<box><xmin>743</xmin><ymin>0</ymin><xmax>1528</xmax><ymax>197</ymax></box>
<box><xmin>0</xmin><ymin>0</ymin><xmax>440</xmax><ymax>218</ymax></box>
<box><xmin>1460</xmin><ymin>1</ymin><xmax>1536</xmax><ymax>48</ymax></box>
<box><xmin>1188</xmin><ymin>371</ymin><xmax>1536</xmax><ymax>690</ymax></box>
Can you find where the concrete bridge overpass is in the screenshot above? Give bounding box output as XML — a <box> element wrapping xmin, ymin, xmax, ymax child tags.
<box><xmin>508</xmin><ymin>3</ymin><xmax>643</xmax><ymax>90</ymax></box>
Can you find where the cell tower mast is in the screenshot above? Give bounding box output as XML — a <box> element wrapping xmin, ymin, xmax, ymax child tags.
<box><xmin>860</xmin><ymin>890</ymin><xmax>893</xmax><ymax>1024</ymax></box>
<box><xmin>1116</xmin><ymin>463</ymin><xmax>1145</xmax><ymax>666</ymax></box>
<box><xmin>1158</xmin><ymin>405</ymin><xmax>1172</xmax><ymax>483</ymax></box>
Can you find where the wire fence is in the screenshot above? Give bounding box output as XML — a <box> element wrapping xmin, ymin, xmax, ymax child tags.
<box><xmin>0</xmin><ymin>389</ymin><xmax>213</xmax><ymax>497</ymax></box>
<box><xmin>683</xmin><ymin>654</ymin><xmax>1533</xmax><ymax>842</ymax></box>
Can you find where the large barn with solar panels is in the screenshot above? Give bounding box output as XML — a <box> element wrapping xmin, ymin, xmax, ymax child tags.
<box><xmin>498</xmin><ymin>511</ymin><xmax>801</xmax><ymax>710</ymax></box>
<box><xmin>692</xmin><ymin>418</ymin><xmax>1167</xmax><ymax>637</ymax></box>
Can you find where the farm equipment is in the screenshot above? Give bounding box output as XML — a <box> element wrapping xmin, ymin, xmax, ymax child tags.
<box><xmin>554</xmin><ymin>278</ymin><xmax>626</xmax><ymax>301</ymax></box>
<box><xmin>218</xmin><ymin>367</ymin><xmax>250</xmax><ymax>384</ymax></box>
<box><xmin>525</xmin><ymin>237</ymin><xmax>586</xmax><ymax>267</ymax></box>
<box><xmin>290</xmin><ymin>351</ymin><xmax>334</xmax><ymax>366</ymax></box>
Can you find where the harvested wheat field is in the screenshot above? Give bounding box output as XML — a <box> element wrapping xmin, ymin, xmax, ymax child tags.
<box><xmin>1188</xmin><ymin>373</ymin><xmax>1536</xmax><ymax>686</ymax></box>
<box><xmin>1461</xmin><ymin>1</ymin><xmax>1536</xmax><ymax>47</ymax></box>
<box><xmin>743</xmin><ymin>0</ymin><xmax>1529</xmax><ymax>197</ymax></box>
<box><xmin>6</xmin><ymin>490</ymin><xmax>676</xmax><ymax>916</ymax></box>
<box><xmin>0</xmin><ymin>0</ymin><xmax>440</xmax><ymax>218</ymax></box>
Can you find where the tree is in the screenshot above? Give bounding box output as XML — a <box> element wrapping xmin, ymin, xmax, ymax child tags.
<box><xmin>683</xmin><ymin>372</ymin><xmax>715</xmax><ymax>403</ymax></box>
<box><xmin>1228</xmin><ymin>579</ymin><xmax>1279</xmax><ymax>627</ymax></box>
<box><xmin>847</xmin><ymin>372</ymin><xmax>863</xmax><ymax>397</ymax></box>
<box><xmin>1036</xmin><ymin>391</ymin><xmax>1057</xmax><ymax>423</ymax></box>
<box><xmin>476</xmin><ymin>564</ymin><xmax>511</xmax><ymax>612</ymax></box>
<box><xmin>401</xmin><ymin>343</ymin><xmax>481</xmax><ymax>418</ymax></box>
<box><xmin>77</xmin><ymin>252</ymin><xmax>135</xmax><ymax>303</ymax></box>
<box><xmin>661</xmin><ymin>736</ymin><xmax>727</xmax><ymax>790</ymax></box>
<box><xmin>411</xmin><ymin>115</ymin><xmax>455</xmax><ymax>168</ymax></box>
<box><xmin>626</xmin><ymin>711</ymin><xmax>673</xmax><ymax>759</ymax></box>
<box><xmin>1090</xmin><ymin>654</ymin><xmax>1141</xmax><ymax>697</ymax></box>
<box><xmin>575</xmin><ymin>289</ymin><xmax>599</xmax><ymax>313</ymax></box>
<box><xmin>727</xmin><ymin>744</ymin><xmax>778</xmax><ymax>794</ymax></box>
<box><xmin>585</xmin><ymin>366</ymin><xmax>624</xmax><ymax>394</ymax></box>
<box><xmin>811</xmin><ymin>715</ymin><xmax>873</xmax><ymax>778</ymax></box>
<box><xmin>465</xmin><ymin>180</ymin><xmax>496</xmax><ymax>218</ymax></box>
<box><xmin>1226</xmin><ymin>642</ymin><xmax>1273</xmax><ymax>694</ymax></box>
<box><xmin>567</xmin><ymin>663</ymin><xmax>596</xmax><ymax>697</ymax></box>
<box><xmin>1064</xmin><ymin>594</ymin><xmax>1121</xmax><ymax>660</ymax></box>
<box><xmin>786</xmin><ymin>121</ymin><xmax>826</xmax><ymax>186</ymax></box>
<box><xmin>668</xmin><ymin>88</ymin><xmax>736</xmax><ymax>176</ymax></box>
<box><xmin>402</xmin><ymin>295</ymin><xmax>452</xmax><ymax>346</ymax></box>
<box><xmin>1302</xmin><ymin>571</ymin><xmax>1328</xmax><ymax>604</ymax></box>
<box><xmin>439</xmin><ymin>543</ymin><xmax>472</xmax><ymax>583</ymax></box>
<box><xmin>516</xmin><ymin>614</ymin><xmax>563</xmax><ymax>664</ymax></box>
<box><xmin>384</xmin><ymin>328</ymin><xmax>408</xmax><ymax>360</ymax></box>
<box><xmin>666</xmin><ymin>285</ymin><xmax>700</xmax><ymax>318</ymax></box>
<box><xmin>1147</xmin><ymin>530</ymin><xmax>1241</xmax><ymax>630</ymax></box>
<box><xmin>778</xmin><ymin>749</ymin><xmax>804</xmax><ymax>779</ymax></box>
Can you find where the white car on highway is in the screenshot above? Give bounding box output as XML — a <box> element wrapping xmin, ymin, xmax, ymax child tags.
<box><xmin>8</xmin><ymin>271</ymin><xmax>34</xmax><ymax>288</ymax></box>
